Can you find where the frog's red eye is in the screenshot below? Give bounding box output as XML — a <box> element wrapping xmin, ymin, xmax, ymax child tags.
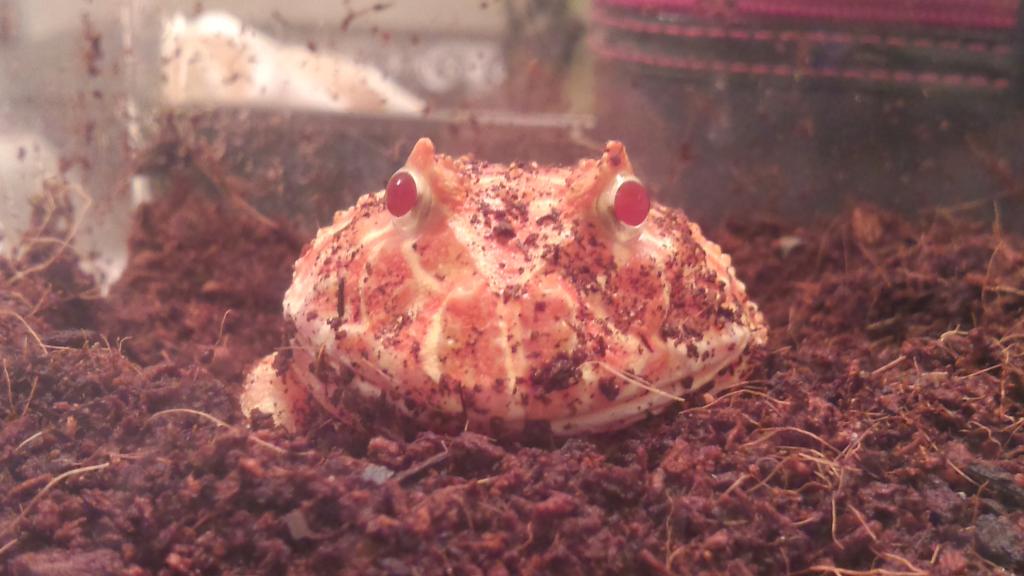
<box><xmin>613</xmin><ymin>180</ymin><xmax>650</xmax><ymax>227</ymax></box>
<box><xmin>386</xmin><ymin>171</ymin><xmax>418</xmax><ymax>217</ymax></box>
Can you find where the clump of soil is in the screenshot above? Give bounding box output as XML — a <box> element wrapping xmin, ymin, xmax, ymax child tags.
<box><xmin>99</xmin><ymin>175</ymin><xmax>306</xmax><ymax>382</ymax></box>
<box><xmin>2</xmin><ymin>182</ymin><xmax>1023</xmax><ymax>575</ymax></box>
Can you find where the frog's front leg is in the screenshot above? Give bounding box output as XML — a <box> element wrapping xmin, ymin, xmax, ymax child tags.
<box><xmin>242</xmin><ymin>347</ymin><xmax>365</xmax><ymax>431</ymax></box>
<box><xmin>241</xmin><ymin>349</ymin><xmax>318</xmax><ymax>432</ymax></box>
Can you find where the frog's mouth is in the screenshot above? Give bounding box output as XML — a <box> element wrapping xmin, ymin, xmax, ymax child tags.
<box><xmin>280</xmin><ymin>281</ymin><xmax>761</xmax><ymax>437</ymax></box>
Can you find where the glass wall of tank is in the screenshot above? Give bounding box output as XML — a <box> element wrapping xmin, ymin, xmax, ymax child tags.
<box><xmin>1</xmin><ymin>0</ymin><xmax>1022</xmax><ymax>294</ymax></box>
<box><xmin>0</xmin><ymin>0</ymin><xmax>592</xmax><ymax>291</ymax></box>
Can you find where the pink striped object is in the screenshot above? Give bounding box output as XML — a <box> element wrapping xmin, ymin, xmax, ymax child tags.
<box><xmin>596</xmin><ymin>0</ymin><xmax>1019</xmax><ymax>30</ymax></box>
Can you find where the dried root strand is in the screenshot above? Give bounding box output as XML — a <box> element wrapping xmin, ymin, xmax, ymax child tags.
<box><xmin>9</xmin><ymin>182</ymin><xmax>93</xmax><ymax>284</ymax></box>
<box><xmin>594</xmin><ymin>361</ymin><xmax>689</xmax><ymax>405</ymax></box>
<box><xmin>0</xmin><ymin>538</ymin><xmax>18</xmax><ymax>558</ymax></box>
<box><xmin>0</xmin><ymin>310</ymin><xmax>48</xmax><ymax>356</ymax></box>
<box><xmin>3</xmin><ymin>359</ymin><xmax>13</xmax><ymax>411</ymax></box>
<box><xmin>20</xmin><ymin>377</ymin><xmax>39</xmax><ymax>418</ymax></box>
<box><xmin>0</xmin><ymin>462</ymin><xmax>111</xmax><ymax>541</ymax></box>
<box><xmin>148</xmin><ymin>408</ymin><xmax>287</xmax><ymax>454</ymax></box>
<box><xmin>803</xmin><ymin>568</ymin><xmax>927</xmax><ymax>576</ymax></box>
<box><xmin>744</xmin><ymin>426</ymin><xmax>842</xmax><ymax>454</ymax></box>
<box><xmin>593</xmin><ymin>361</ymin><xmax>784</xmax><ymax>413</ymax></box>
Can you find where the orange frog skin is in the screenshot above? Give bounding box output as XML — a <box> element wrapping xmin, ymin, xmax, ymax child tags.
<box><xmin>242</xmin><ymin>138</ymin><xmax>766</xmax><ymax>436</ymax></box>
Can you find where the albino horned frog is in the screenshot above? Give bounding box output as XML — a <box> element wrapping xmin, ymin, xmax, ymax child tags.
<box><xmin>242</xmin><ymin>138</ymin><xmax>766</xmax><ymax>436</ymax></box>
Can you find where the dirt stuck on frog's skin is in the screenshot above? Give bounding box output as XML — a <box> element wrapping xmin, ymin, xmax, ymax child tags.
<box><xmin>242</xmin><ymin>138</ymin><xmax>767</xmax><ymax>436</ymax></box>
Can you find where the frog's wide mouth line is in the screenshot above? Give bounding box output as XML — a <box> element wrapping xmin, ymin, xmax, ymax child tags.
<box><xmin>2</xmin><ymin>178</ymin><xmax>1022</xmax><ymax>574</ymax></box>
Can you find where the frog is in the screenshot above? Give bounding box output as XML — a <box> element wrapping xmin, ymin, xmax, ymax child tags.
<box><xmin>241</xmin><ymin>138</ymin><xmax>767</xmax><ymax>437</ymax></box>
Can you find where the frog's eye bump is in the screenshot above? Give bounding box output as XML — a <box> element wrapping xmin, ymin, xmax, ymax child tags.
<box><xmin>613</xmin><ymin>179</ymin><xmax>650</xmax><ymax>227</ymax></box>
<box><xmin>386</xmin><ymin>170</ymin><xmax>418</xmax><ymax>217</ymax></box>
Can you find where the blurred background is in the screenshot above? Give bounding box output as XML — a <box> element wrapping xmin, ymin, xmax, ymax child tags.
<box><xmin>0</xmin><ymin>0</ymin><xmax>1022</xmax><ymax>288</ymax></box>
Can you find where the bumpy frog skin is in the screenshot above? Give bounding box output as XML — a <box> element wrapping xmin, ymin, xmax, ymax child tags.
<box><xmin>242</xmin><ymin>138</ymin><xmax>766</xmax><ymax>436</ymax></box>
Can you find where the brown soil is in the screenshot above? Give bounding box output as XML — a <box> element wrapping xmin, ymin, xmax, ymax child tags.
<box><xmin>2</xmin><ymin>180</ymin><xmax>1023</xmax><ymax>575</ymax></box>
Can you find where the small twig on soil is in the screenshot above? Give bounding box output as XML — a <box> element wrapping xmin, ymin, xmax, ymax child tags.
<box><xmin>391</xmin><ymin>448</ymin><xmax>450</xmax><ymax>484</ymax></box>
<box><xmin>116</xmin><ymin>336</ymin><xmax>133</xmax><ymax>356</ymax></box>
<box><xmin>961</xmin><ymin>364</ymin><xmax>1002</xmax><ymax>379</ymax></box>
<box><xmin>980</xmin><ymin>239</ymin><xmax>1005</xmax><ymax>317</ymax></box>
<box><xmin>938</xmin><ymin>327</ymin><xmax>968</xmax><ymax>342</ymax></box>
<box><xmin>877</xmin><ymin>552</ymin><xmax>928</xmax><ymax>576</ymax></box>
<box><xmin>744</xmin><ymin>427</ymin><xmax>841</xmax><ymax>454</ymax></box>
<box><xmin>798</xmin><ymin>451</ymin><xmax>843</xmax><ymax>486</ymax></box>
<box><xmin>214</xmin><ymin>309</ymin><xmax>234</xmax><ymax>348</ymax></box>
<box><xmin>0</xmin><ymin>462</ymin><xmax>110</xmax><ymax>540</ymax></box>
<box><xmin>3</xmin><ymin>359</ymin><xmax>13</xmax><ymax>411</ymax></box>
<box><xmin>15</xmin><ymin>431</ymin><xmax>44</xmax><ymax>452</ymax></box>
<box><xmin>514</xmin><ymin>521</ymin><xmax>536</xmax><ymax>555</ymax></box>
<box><xmin>0</xmin><ymin>310</ymin><xmax>48</xmax><ymax>356</ymax></box>
<box><xmin>966</xmin><ymin>421</ymin><xmax>997</xmax><ymax>448</ymax></box>
<box><xmin>9</xmin><ymin>184</ymin><xmax>93</xmax><ymax>284</ymax></box>
<box><xmin>148</xmin><ymin>408</ymin><xmax>287</xmax><ymax>454</ymax></box>
<box><xmin>663</xmin><ymin>494</ymin><xmax>676</xmax><ymax>567</ymax></box>
<box><xmin>870</xmin><ymin>355</ymin><xmax>906</xmax><ymax>377</ymax></box>
<box><xmin>847</xmin><ymin>503</ymin><xmax>878</xmax><ymax>543</ymax></box>
<box><xmin>681</xmin><ymin>385</ymin><xmax>789</xmax><ymax>415</ymax></box>
<box><xmin>831</xmin><ymin>494</ymin><xmax>843</xmax><ymax>550</ymax></box>
<box><xmin>721</xmin><ymin>472</ymin><xmax>752</xmax><ymax>497</ymax></box>
<box><xmin>986</xmin><ymin>284</ymin><xmax>1024</xmax><ymax>297</ymax></box>
<box><xmin>839</xmin><ymin>419</ymin><xmax>882</xmax><ymax>461</ymax></box>
<box><xmin>26</xmin><ymin>286</ymin><xmax>51</xmax><ymax>318</ymax></box>
<box><xmin>803</xmin><ymin>567</ymin><xmax>926</xmax><ymax>576</ymax></box>
<box><xmin>946</xmin><ymin>459</ymin><xmax>980</xmax><ymax>488</ymax></box>
<box><xmin>791</xmin><ymin>514</ymin><xmax>818</xmax><ymax>527</ymax></box>
<box><xmin>20</xmin><ymin>377</ymin><xmax>39</xmax><ymax>417</ymax></box>
<box><xmin>1003</xmin><ymin>416</ymin><xmax>1024</xmax><ymax>437</ymax></box>
<box><xmin>665</xmin><ymin>547</ymin><xmax>686</xmax><ymax>573</ymax></box>
<box><xmin>0</xmin><ymin>538</ymin><xmax>18</xmax><ymax>558</ymax></box>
